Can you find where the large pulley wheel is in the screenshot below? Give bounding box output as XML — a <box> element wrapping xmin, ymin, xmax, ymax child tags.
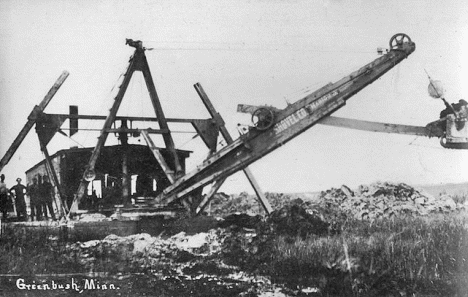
<box><xmin>252</xmin><ymin>107</ymin><xmax>275</xmax><ymax>131</ymax></box>
<box><xmin>389</xmin><ymin>33</ymin><xmax>411</xmax><ymax>50</ymax></box>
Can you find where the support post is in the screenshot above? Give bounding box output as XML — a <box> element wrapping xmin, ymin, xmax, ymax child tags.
<box><xmin>195</xmin><ymin>178</ymin><xmax>224</xmax><ymax>214</ymax></box>
<box><xmin>38</xmin><ymin>138</ymin><xmax>67</xmax><ymax>217</ymax></box>
<box><xmin>141</xmin><ymin>130</ymin><xmax>175</xmax><ymax>184</ymax></box>
<box><xmin>193</xmin><ymin>83</ymin><xmax>273</xmax><ymax>214</ymax></box>
<box><xmin>137</xmin><ymin>50</ymin><xmax>183</xmax><ymax>176</ymax></box>
<box><xmin>121</xmin><ymin>145</ymin><xmax>130</xmax><ymax>203</ymax></box>
<box><xmin>119</xmin><ymin>120</ymin><xmax>130</xmax><ymax>204</ymax></box>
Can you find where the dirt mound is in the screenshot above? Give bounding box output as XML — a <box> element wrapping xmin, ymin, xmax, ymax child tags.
<box><xmin>316</xmin><ymin>182</ymin><xmax>462</xmax><ymax>220</ymax></box>
<box><xmin>266</xmin><ymin>203</ymin><xmax>331</xmax><ymax>238</ymax></box>
<box><xmin>210</xmin><ymin>192</ymin><xmax>302</xmax><ymax>216</ymax></box>
<box><xmin>162</xmin><ymin>215</ymin><xmax>219</xmax><ymax>236</ymax></box>
<box><xmin>62</xmin><ymin>230</ymin><xmax>230</xmax><ymax>277</ymax></box>
<box><xmin>216</xmin><ymin>202</ymin><xmax>331</xmax><ymax>238</ymax></box>
<box><xmin>61</xmin><ymin>230</ymin><xmax>293</xmax><ymax>295</ymax></box>
<box><xmin>218</xmin><ymin>213</ymin><xmax>262</xmax><ymax>229</ymax></box>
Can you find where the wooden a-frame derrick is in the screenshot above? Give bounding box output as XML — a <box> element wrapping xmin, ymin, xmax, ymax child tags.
<box><xmin>0</xmin><ymin>39</ymin><xmax>273</xmax><ymax>219</ymax></box>
<box><xmin>69</xmin><ymin>39</ymin><xmax>185</xmax><ymax>213</ymax></box>
<box><xmin>68</xmin><ymin>39</ymin><xmax>272</xmax><ymax>215</ymax></box>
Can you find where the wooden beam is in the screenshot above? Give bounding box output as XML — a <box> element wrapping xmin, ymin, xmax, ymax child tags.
<box><xmin>52</xmin><ymin>113</ymin><xmax>205</xmax><ymax>123</ymax></box>
<box><xmin>194</xmin><ymin>83</ymin><xmax>230</xmax><ymax>141</ymax></box>
<box><xmin>161</xmin><ymin>138</ymin><xmax>244</xmax><ymax>198</ymax></box>
<box><xmin>38</xmin><ymin>137</ymin><xmax>68</xmax><ymax>217</ymax></box>
<box><xmin>0</xmin><ymin>71</ymin><xmax>69</xmax><ymax>172</ymax></box>
<box><xmin>195</xmin><ymin>178</ymin><xmax>225</xmax><ymax>215</ymax></box>
<box><xmin>69</xmin><ymin>53</ymin><xmax>137</xmax><ymax>213</ymax></box>
<box><xmin>138</xmin><ymin>51</ymin><xmax>183</xmax><ymax>176</ymax></box>
<box><xmin>194</xmin><ymin>83</ymin><xmax>273</xmax><ymax>214</ymax></box>
<box><xmin>141</xmin><ymin>130</ymin><xmax>175</xmax><ymax>184</ymax></box>
<box><xmin>243</xmin><ymin>167</ymin><xmax>273</xmax><ymax>213</ymax></box>
<box><xmin>318</xmin><ymin>116</ymin><xmax>429</xmax><ymax>136</ymax></box>
<box><xmin>121</xmin><ymin>143</ymin><xmax>130</xmax><ymax>203</ymax></box>
<box><xmin>59</xmin><ymin>127</ymin><xmax>172</xmax><ymax>134</ymax></box>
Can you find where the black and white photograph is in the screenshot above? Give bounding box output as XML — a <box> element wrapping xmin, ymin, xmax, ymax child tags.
<box><xmin>0</xmin><ymin>1</ymin><xmax>467</xmax><ymax>296</ymax></box>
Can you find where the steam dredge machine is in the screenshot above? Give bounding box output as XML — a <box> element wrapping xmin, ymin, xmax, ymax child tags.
<box><xmin>0</xmin><ymin>33</ymin><xmax>464</xmax><ymax>226</ymax></box>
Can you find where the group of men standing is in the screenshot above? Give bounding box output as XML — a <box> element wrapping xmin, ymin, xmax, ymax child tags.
<box><xmin>0</xmin><ymin>174</ymin><xmax>56</xmax><ymax>221</ymax></box>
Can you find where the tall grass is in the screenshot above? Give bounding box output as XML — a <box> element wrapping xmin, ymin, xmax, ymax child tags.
<box><xmin>0</xmin><ymin>225</ymin><xmax>84</xmax><ymax>275</ymax></box>
<box><xmin>260</xmin><ymin>215</ymin><xmax>468</xmax><ymax>296</ymax></box>
<box><xmin>451</xmin><ymin>192</ymin><xmax>468</xmax><ymax>205</ymax></box>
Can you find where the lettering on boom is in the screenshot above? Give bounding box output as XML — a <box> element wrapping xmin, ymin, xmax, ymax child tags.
<box><xmin>274</xmin><ymin>89</ymin><xmax>339</xmax><ymax>133</ymax></box>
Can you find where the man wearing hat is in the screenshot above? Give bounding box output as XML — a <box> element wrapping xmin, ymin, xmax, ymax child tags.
<box><xmin>10</xmin><ymin>178</ymin><xmax>27</xmax><ymax>221</ymax></box>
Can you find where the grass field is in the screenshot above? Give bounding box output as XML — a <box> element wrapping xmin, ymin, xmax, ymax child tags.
<box><xmin>266</xmin><ymin>215</ymin><xmax>468</xmax><ymax>296</ymax></box>
<box><xmin>0</xmin><ymin>190</ymin><xmax>467</xmax><ymax>296</ymax></box>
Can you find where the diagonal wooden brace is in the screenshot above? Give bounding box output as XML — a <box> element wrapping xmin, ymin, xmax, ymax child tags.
<box><xmin>141</xmin><ymin>130</ymin><xmax>176</xmax><ymax>184</ymax></box>
<box><xmin>193</xmin><ymin>83</ymin><xmax>273</xmax><ymax>214</ymax></box>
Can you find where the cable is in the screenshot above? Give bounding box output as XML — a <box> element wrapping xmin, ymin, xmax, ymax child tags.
<box><xmin>407</xmin><ymin>142</ymin><xmax>445</xmax><ymax>151</ymax></box>
<box><xmin>145</xmin><ymin>47</ymin><xmax>375</xmax><ymax>54</ymax></box>
<box><xmin>80</xmin><ymin>61</ymin><xmax>134</xmax><ymax>145</ymax></box>
<box><xmin>177</xmin><ymin>133</ymin><xmax>199</xmax><ymax>149</ymax></box>
<box><xmin>408</xmin><ymin>135</ymin><xmax>419</xmax><ymax>146</ymax></box>
<box><xmin>142</xmin><ymin>40</ymin><xmax>377</xmax><ymax>54</ymax></box>
<box><xmin>57</xmin><ymin>132</ymin><xmax>85</xmax><ymax>148</ymax></box>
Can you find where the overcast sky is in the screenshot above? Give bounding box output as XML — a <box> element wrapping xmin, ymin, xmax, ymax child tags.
<box><xmin>0</xmin><ymin>0</ymin><xmax>467</xmax><ymax>194</ymax></box>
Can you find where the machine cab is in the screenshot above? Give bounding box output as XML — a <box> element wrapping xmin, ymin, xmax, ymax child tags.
<box><xmin>442</xmin><ymin>106</ymin><xmax>468</xmax><ymax>149</ymax></box>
